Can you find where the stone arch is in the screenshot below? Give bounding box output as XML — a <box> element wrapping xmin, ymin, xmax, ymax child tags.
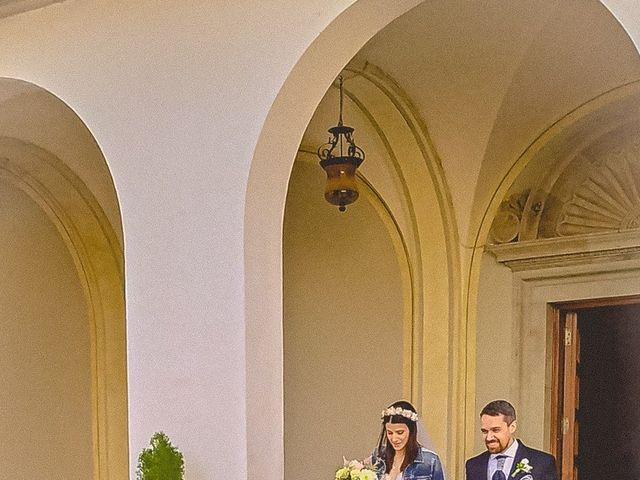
<box><xmin>469</xmin><ymin>81</ymin><xmax>640</xmax><ymax>448</ymax></box>
<box><xmin>0</xmin><ymin>79</ymin><xmax>127</xmax><ymax>480</ymax></box>
<box><xmin>310</xmin><ymin>63</ymin><xmax>462</xmax><ymax>445</ymax></box>
<box><xmin>281</xmin><ymin>59</ymin><xmax>467</xmax><ymax>474</ymax></box>
<box><xmin>245</xmin><ymin>0</ymin><xmax>466</xmax><ymax>478</ymax></box>
<box><xmin>458</xmin><ymin>2</ymin><xmax>640</xmax><ymax>454</ymax></box>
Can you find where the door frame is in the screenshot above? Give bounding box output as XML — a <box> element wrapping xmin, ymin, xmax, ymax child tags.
<box><xmin>549</xmin><ymin>294</ymin><xmax>640</xmax><ymax>479</ymax></box>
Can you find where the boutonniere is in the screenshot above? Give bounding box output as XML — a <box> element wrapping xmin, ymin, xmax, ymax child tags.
<box><xmin>511</xmin><ymin>458</ymin><xmax>533</xmax><ymax>477</ymax></box>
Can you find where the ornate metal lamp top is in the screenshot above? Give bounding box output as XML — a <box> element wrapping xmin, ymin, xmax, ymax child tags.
<box><xmin>317</xmin><ymin>76</ymin><xmax>365</xmax><ymax>168</ymax></box>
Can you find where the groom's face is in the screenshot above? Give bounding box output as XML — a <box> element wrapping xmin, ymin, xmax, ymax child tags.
<box><xmin>480</xmin><ymin>414</ymin><xmax>517</xmax><ymax>453</ymax></box>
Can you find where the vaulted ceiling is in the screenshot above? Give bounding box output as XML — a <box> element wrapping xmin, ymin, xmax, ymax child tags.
<box><xmin>305</xmin><ymin>0</ymin><xmax>640</xmax><ymax>245</ymax></box>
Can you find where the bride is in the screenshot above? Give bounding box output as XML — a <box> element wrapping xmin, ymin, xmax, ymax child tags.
<box><xmin>373</xmin><ymin>400</ymin><xmax>446</xmax><ymax>480</ymax></box>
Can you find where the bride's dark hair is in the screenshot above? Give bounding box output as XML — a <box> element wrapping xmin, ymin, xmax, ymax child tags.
<box><xmin>377</xmin><ymin>400</ymin><xmax>420</xmax><ymax>474</ymax></box>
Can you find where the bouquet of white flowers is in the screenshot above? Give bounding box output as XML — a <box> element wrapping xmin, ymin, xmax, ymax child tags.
<box><xmin>335</xmin><ymin>458</ymin><xmax>378</xmax><ymax>480</ymax></box>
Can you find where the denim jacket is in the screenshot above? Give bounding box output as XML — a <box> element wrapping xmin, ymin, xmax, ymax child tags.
<box><xmin>374</xmin><ymin>447</ymin><xmax>446</xmax><ymax>480</ymax></box>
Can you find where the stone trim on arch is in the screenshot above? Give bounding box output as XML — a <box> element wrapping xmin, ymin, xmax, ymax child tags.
<box><xmin>245</xmin><ymin>0</ymin><xmax>471</xmax><ymax>478</ymax></box>
<box><xmin>0</xmin><ymin>137</ymin><xmax>128</xmax><ymax>480</ymax></box>
<box><xmin>245</xmin><ymin>1</ymin><xmax>429</xmax><ymax>479</ymax></box>
<box><xmin>328</xmin><ymin>62</ymin><xmax>463</xmax><ymax>455</ymax></box>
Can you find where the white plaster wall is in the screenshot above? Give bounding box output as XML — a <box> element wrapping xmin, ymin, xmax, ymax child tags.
<box><xmin>473</xmin><ymin>252</ymin><xmax>515</xmax><ymax>453</ymax></box>
<box><xmin>0</xmin><ymin>1</ymin><xmax>372</xmax><ymax>477</ymax></box>
<box><xmin>2</xmin><ymin>0</ymin><xmax>637</xmax><ymax>478</ymax></box>
<box><xmin>283</xmin><ymin>160</ymin><xmax>405</xmax><ymax>480</ymax></box>
<box><xmin>0</xmin><ymin>181</ymin><xmax>92</xmax><ymax>478</ymax></box>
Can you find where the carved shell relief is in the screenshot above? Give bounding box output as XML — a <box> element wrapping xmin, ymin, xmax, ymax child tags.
<box><xmin>490</xmin><ymin>132</ymin><xmax>640</xmax><ymax>244</ymax></box>
<box><xmin>557</xmin><ymin>155</ymin><xmax>640</xmax><ymax>236</ymax></box>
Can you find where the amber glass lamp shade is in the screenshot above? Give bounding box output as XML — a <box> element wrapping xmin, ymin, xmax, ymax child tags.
<box><xmin>321</xmin><ymin>161</ymin><xmax>359</xmax><ymax>211</ymax></box>
<box><xmin>316</xmin><ymin>76</ymin><xmax>365</xmax><ymax>211</ymax></box>
<box><xmin>317</xmin><ymin>121</ymin><xmax>365</xmax><ymax>212</ymax></box>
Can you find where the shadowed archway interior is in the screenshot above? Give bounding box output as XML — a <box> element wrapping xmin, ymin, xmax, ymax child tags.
<box><xmin>0</xmin><ymin>79</ymin><xmax>127</xmax><ymax>480</ymax></box>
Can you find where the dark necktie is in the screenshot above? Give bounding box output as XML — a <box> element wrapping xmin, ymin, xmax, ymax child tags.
<box><xmin>492</xmin><ymin>455</ymin><xmax>507</xmax><ymax>480</ymax></box>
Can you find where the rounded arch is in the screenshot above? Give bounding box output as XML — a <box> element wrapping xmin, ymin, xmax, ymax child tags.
<box><xmin>466</xmin><ymin>80</ymin><xmax>640</xmax><ymax>451</ymax></box>
<box><xmin>244</xmin><ymin>0</ymin><xmax>465</xmax><ymax>478</ymax></box>
<box><xmin>0</xmin><ymin>79</ymin><xmax>127</xmax><ymax>480</ymax></box>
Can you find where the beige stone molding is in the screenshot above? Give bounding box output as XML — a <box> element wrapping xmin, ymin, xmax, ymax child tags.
<box><xmin>345</xmin><ymin>63</ymin><xmax>464</xmax><ymax>472</ymax></box>
<box><xmin>0</xmin><ymin>137</ymin><xmax>127</xmax><ymax>480</ymax></box>
<box><xmin>487</xmin><ymin>230</ymin><xmax>640</xmax><ymax>271</ymax></box>
<box><xmin>512</xmin><ymin>258</ymin><xmax>640</xmax><ymax>449</ymax></box>
<box><xmin>296</xmin><ymin>62</ymin><xmax>464</xmax><ymax>474</ymax></box>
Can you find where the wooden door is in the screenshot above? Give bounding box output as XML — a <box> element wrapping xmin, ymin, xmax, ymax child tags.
<box><xmin>560</xmin><ymin>311</ymin><xmax>580</xmax><ymax>480</ymax></box>
<box><xmin>551</xmin><ymin>297</ymin><xmax>640</xmax><ymax>480</ymax></box>
<box><xmin>551</xmin><ymin>308</ymin><xmax>580</xmax><ymax>480</ymax></box>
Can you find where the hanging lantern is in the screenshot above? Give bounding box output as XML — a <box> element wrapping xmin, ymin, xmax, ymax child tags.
<box><xmin>317</xmin><ymin>76</ymin><xmax>365</xmax><ymax>212</ymax></box>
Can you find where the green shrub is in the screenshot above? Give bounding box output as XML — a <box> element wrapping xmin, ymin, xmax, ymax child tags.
<box><xmin>136</xmin><ymin>431</ymin><xmax>185</xmax><ymax>480</ymax></box>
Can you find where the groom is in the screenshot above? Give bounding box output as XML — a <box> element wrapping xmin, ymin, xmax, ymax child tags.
<box><xmin>465</xmin><ymin>400</ymin><xmax>557</xmax><ymax>480</ymax></box>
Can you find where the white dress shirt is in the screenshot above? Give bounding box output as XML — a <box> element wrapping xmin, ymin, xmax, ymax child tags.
<box><xmin>487</xmin><ymin>439</ymin><xmax>519</xmax><ymax>480</ymax></box>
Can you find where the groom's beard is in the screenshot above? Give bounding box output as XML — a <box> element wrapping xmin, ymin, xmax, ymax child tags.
<box><xmin>485</xmin><ymin>438</ymin><xmax>508</xmax><ymax>453</ymax></box>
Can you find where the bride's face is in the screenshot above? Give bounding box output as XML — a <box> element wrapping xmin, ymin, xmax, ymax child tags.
<box><xmin>385</xmin><ymin>422</ymin><xmax>409</xmax><ymax>453</ymax></box>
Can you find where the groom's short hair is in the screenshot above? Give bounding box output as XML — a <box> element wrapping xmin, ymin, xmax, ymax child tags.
<box><xmin>480</xmin><ymin>400</ymin><xmax>516</xmax><ymax>425</ymax></box>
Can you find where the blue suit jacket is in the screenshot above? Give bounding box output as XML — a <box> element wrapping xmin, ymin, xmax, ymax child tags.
<box><xmin>465</xmin><ymin>441</ymin><xmax>557</xmax><ymax>480</ymax></box>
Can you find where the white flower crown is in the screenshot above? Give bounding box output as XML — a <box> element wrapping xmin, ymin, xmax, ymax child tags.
<box><xmin>381</xmin><ymin>406</ymin><xmax>419</xmax><ymax>422</ymax></box>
